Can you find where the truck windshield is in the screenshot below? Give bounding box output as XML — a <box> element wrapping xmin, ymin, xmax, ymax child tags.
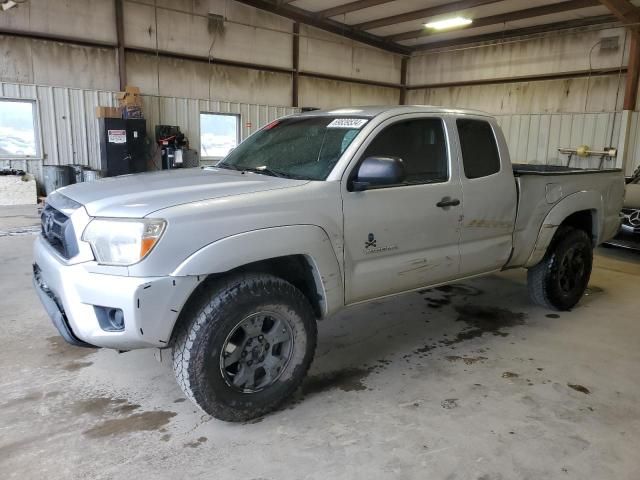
<box><xmin>217</xmin><ymin>116</ymin><xmax>368</xmax><ymax>180</ymax></box>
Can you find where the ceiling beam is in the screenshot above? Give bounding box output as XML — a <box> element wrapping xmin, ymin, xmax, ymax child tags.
<box><xmin>389</xmin><ymin>0</ymin><xmax>601</xmax><ymax>42</ymax></box>
<box><xmin>598</xmin><ymin>0</ymin><xmax>640</xmax><ymax>29</ymax></box>
<box><xmin>352</xmin><ymin>0</ymin><xmax>503</xmax><ymax>31</ymax></box>
<box><xmin>407</xmin><ymin>66</ymin><xmax>627</xmax><ymax>89</ymax></box>
<box><xmin>317</xmin><ymin>0</ymin><xmax>396</xmax><ymax>19</ymax></box>
<box><xmin>412</xmin><ymin>14</ymin><xmax>617</xmax><ymax>51</ymax></box>
<box><xmin>234</xmin><ymin>0</ymin><xmax>409</xmax><ymax>54</ymax></box>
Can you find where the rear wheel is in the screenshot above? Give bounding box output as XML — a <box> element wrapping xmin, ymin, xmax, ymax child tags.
<box><xmin>527</xmin><ymin>226</ymin><xmax>593</xmax><ymax>311</ymax></box>
<box><xmin>172</xmin><ymin>273</ymin><xmax>317</xmax><ymax>422</ymax></box>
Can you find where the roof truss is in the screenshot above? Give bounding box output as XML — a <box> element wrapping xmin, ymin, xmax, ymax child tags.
<box><xmin>234</xmin><ymin>0</ymin><xmax>620</xmax><ymax>53</ymax></box>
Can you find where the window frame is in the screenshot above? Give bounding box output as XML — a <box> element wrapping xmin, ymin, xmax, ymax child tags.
<box><xmin>346</xmin><ymin>115</ymin><xmax>451</xmax><ymax>191</ymax></box>
<box><xmin>456</xmin><ymin>117</ymin><xmax>502</xmax><ymax>181</ymax></box>
<box><xmin>0</xmin><ymin>97</ymin><xmax>42</xmax><ymax>160</ymax></box>
<box><xmin>199</xmin><ymin>111</ymin><xmax>241</xmax><ymax>161</ymax></box>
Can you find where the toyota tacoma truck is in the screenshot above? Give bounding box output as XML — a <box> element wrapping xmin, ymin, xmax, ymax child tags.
<box><xmin>33</xmin><ymin>106</ymin><xmax>625</xmax><ymax>422</ymax></box>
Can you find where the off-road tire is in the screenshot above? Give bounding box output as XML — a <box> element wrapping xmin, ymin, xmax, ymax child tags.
<box><xmin>172</xmin><ymin>273</ymin><xmax>317</xmax><ymax>422</ymax></box>
<box><xmin>527</xmin><ymin>226</ymin><xmax>593</xmax><ymax>311</ymax></box>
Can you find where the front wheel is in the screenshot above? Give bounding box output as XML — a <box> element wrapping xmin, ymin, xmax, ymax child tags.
<box><xmin>527</xmin><ymin>226</ymin><xmax>593</xmax><ymax>311</ymax></box>
<box><xmin>172</xmin><ymin>273</ymin><xmax>317</xmax><ymax>422</ymax></box>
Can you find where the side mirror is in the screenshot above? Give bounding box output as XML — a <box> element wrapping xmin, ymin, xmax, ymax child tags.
<box><xmin>351</xmin><ymin>156</ymin><xmax>405</xmax><ymax>191</ymax></box>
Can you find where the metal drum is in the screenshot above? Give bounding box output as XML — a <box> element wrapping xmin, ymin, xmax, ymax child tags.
<box><xmin>42</xmin><ymin>165</ymin><xmax>72</xmax><ymax>195</ymax></box>
<box><xmin>67</xmin><ymin>164</ymin><xmax>84</xmax><ymax>184</ymax></box>
<box><xmin>82</xmin><ymin>168</ymin><xmax>104</xmax><ymax>182</ymax></box>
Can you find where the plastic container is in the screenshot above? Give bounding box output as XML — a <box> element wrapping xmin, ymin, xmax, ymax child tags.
<box><xmin>82</xmin><ymin>168</ymin><xmax>104</xmax><ymax>182</ymax></box>
<box><xmin>42</xmin><ymin>165</ymin><xmax>72</xmax><ymax>195</ymax></box>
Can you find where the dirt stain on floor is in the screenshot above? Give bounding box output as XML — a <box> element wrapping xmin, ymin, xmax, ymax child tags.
<box><xmin>301</xmin><ymin>367</ymin><xmax>374</xmax><ymax>396</ymax></box>
<box><xmin>568</xmin><ymin>383</ymin><xmax>591</xmax><ymax>394</ymax></box>
<box><xmin>441</xmin><ymin>398</ymin><xmax>459</xmax><ymax>409</ymax></box>
<box><xmin>47</xmin><ymin>336</ymin><xmax>97</xmax><ymax>362</ymax></box>
<box><xmin>408</xmin><ymin>305</ymin><xmax>525</xmax><ymax>360</ymax></box>
<box><xmin>546</xmin><ymin>314</ymin><xmax>560</xmax><ymax>319</ymax></box>
<box><xmin>184</xmin><ymin>437</ymin><xmax>208</xmax><ymax>448</ymax></box>
<box><xmin>448</xmin><ymin>305</ymin><xmax>526</xmax><ymax>345</ymax></box>
<box><xmin>62</xmin><ymin>361</ymin><xmax>93</xmax><ymax>372</ymax></box>
<box><xmin>71</xmin><ymin>396</ymin><xmax>142</xmax><ymax>416</ymax></box>
<box><xmin>426</xmin><ymin>297</ymin><xmax>450</xmax><ymax>309</ymax></box>
<box><xmin>502</xmin><ymin>371</ymin><xmax>519</xmax><ymax>379</ymax></box>
<box><xmin>2</xmin><ymin>390</ymin><xmax>60</xmax><ymax>409</ymax></box>
<box><xmin>420</xmin><ymin>284</ymin><xmax>484</xmax><ymax>310</ymax></box>
<box><xmin>83</xmin><ymin>411</ymin><xmax>177</xmax><ymax>438</ymax></box>
<box><xmin>446</xmin><ymin>355</ymin><xmax>488</xmax><ymax>365</ymax></box>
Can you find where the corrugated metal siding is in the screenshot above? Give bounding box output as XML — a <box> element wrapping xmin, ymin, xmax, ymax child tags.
<box><xmin>495</xmin><ymin>112</ymin><xmax>623</xmax><ymax>170</ymax></box>
<box><xmin>0</xmin><ymin>81</ymin><xmax>299</xmax><ymax>185</ymax></box>
<box><xmin>623</xmin><ymin>111</ymin><xmax>640</xmax><ymax>174</ymax></box>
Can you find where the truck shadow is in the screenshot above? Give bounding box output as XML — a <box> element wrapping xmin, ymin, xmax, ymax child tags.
<box><xmin>295</xmin><ymin>272</ymin><xmax>534</xmax><ymax>401</ymax></box>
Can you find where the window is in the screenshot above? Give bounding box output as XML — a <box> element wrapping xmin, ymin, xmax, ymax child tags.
<box><xmin>0</xmin><ymin>99</ymin><xmax>39</xmax><ymax>158</ymax></box>
<box><xmin>219</xmin><ymin>116</ymin><xmax>366</xmax><ymax>180</ymax></box>
<box><xmin>200</xmin><ymin>113</ymin><xmax>240</xmax><ymax>159</ymax></box>
<box><xmin>456</xmin><ymin>119</ymin><xmax>501</xmax><ymax>179</ymax></box>
<box><xmin>361</xmin><ymin>118</ymin><xmax>448</xmax><ymax>184</ymax></box>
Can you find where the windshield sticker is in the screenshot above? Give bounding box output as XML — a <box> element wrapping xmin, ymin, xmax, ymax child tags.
<box><xmin>327</xmin><ymin>118</ymin><xmax>368</xmax><ymax>129</ymax></box>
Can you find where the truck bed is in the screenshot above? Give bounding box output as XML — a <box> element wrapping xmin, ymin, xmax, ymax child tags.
<box><xmin>506</xmin><ymin>165</ymin><xmax>624</xmax><ymax>268</ymax></box>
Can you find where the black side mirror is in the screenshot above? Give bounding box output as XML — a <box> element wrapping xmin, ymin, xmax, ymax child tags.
<box><xmin>351</xmin><ymin>156</ymin><xmax>405</xmax><ymax>191</ymax></box>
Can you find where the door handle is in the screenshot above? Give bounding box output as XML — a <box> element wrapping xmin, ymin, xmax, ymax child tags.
<box><xmin>436</xmin><ymin>197</ymin><xmax>460</xmax><ymax>208</ymax></box>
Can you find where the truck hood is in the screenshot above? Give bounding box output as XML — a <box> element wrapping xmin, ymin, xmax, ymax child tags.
<box><xmin>58</xmin><ymin>168</ymin><xmax>308</xmax><ymax>217</ymax></box>
<box><xmin>625</xmin><ymin>183</ymin><xmax>640</xmax><ymax>209</ymax></box>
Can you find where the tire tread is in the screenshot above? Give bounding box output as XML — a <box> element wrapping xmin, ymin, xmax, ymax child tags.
<box><xmin>171</xmin><ymin>273</ymin><xmax>316</xmax><ymax>421</ymax></box>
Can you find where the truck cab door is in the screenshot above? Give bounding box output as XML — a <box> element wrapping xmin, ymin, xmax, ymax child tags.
<box><xmin>455</xmin><ymin>118</ymin><xmax>517</xmax><ymax>275</ymax></box>
<box><xmin>342</xmin><ymin>116</ymin><xmax>463</xmax><ymax>304</ymax></box>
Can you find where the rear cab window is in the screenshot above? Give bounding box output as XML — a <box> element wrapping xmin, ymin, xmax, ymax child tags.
<box><xmin>456</xmin><ymin>119</ymin><xmax>501</xmax><ymax>179</ymax></box>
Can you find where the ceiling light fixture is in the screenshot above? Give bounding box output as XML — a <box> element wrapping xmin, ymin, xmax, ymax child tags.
<box><xmin>425</xmin><ymin>17</ymin><xmax>472</xmax><ymax>31</ymax></box>
<box><xmin>1</xmin><ymin>1</ymin><xmax>18</xmax><ymax>11</ymax></box>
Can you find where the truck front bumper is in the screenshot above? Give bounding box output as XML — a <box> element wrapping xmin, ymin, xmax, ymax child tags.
<box><xmin>33</xmin><ymin>235</ymin><xmax>200</xmax><ymax>350</ymax></box>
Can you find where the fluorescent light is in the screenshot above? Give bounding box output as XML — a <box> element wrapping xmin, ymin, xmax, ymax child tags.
<box><xmin>425</xmin><ymin>17</ymin><xmax>472</xmax><ymax>31</ymax></box>
<box><xmin>2</xmin><ymin>1</ymin><xmax>18</xmax><ymax>11</ymax></box>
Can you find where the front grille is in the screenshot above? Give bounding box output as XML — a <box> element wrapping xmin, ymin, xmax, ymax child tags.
<box><xmin>41</xmin><ymin>204</ymin><xmax>79</xmax><ymax>259</ymax></box>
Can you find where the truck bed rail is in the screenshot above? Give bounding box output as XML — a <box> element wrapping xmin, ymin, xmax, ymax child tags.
<box><xmin>512</xmin><ymin>164</ymin><xmax>622</xmax><ymax>176</ymax></box>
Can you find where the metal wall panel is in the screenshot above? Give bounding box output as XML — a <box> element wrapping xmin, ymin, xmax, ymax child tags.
<box><xmin>495</xmin><ymin>112</ymin><xmax>623</xmax><ymax>170</ymax></box>
<box><xmin>624</xmin><ymin>112</ymin><xmax>640</xmax><ymax>175</ymax></box>
<box><xmin>0</xmin><ymin>81</ymin><xmax>299</xmax><ymax>186</ymax></box>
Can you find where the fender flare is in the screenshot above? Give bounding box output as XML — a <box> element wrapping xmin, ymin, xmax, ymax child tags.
<box><xmin>524</xmin><ymin>190</ymin><xmax>602</xmax><ymax>268</ymax></box>
<box><xmin>171</xmin><ymin>225</ymin><xmax>344</xmax><ymax>317</ymax></box>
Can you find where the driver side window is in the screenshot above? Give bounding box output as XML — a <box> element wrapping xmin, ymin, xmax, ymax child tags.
<box><xmin>362</xmin><ymin>118</ymin><xmax>448</xmax><ymax>185</ymax></box>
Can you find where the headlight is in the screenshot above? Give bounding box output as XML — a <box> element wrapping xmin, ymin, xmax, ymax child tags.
<box><xmin>82</xmin><ymin>218</ymin><xmax>166</xmax><ymax>266</ymax></box>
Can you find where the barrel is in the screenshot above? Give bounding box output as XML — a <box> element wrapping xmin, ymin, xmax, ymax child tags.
<box><xmin>42</xmin><ymin>165</ymin><xmax>73</xmax><ymax>195</ymax></box>
<box><xmin>82</xmin><ymin>168</ymin><xmax>104</xmax><ymax>182</ymax></box>
<box><xmin>66</xmin><ymin>164</ymin><xmax>84</xmax><ymax>184</ymax></box>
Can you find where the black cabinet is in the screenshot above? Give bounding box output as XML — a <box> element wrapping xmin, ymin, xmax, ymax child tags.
<box><xmin>98</xmin><ymin>118</ymin><xmax>147</xmax><ymax>176</ymax></box>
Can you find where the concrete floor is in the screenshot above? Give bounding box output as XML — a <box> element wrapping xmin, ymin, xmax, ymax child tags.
<box><xmin>1</xmin><ymin>205</ymin><xmax>640</xmax><ymax>480</ymax></box>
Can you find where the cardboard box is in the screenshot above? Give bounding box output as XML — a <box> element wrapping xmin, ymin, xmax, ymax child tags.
<box><xmin>116</xmin><ymin>92</ymin><xmax>143</xmax><ymax>107</ymax></box>
<box><xmin>95</xmin><ymin>106</ymin><xmax>122</xmax><ymax>118</ymax></box>
<box><xmin>117</xmin><ymin>85</ymin><xmax>143</xmax><ymax>108</ymax></box>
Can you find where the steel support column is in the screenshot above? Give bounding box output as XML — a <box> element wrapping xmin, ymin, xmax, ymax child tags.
<box><xmin>292</xmin><ymin>22</ymin><xmax>300</xmax><ymax>108</ymax></box>
<box><xmin>115</xmin><ymin>0</ymin><xmax>127</xmax><ymax>90</ymax></box>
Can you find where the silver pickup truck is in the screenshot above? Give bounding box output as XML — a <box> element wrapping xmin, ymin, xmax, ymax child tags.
<box><xmin>33</xmin><ymin>106</ymin><xmax>624</xmax><ymax>421</ymax></box>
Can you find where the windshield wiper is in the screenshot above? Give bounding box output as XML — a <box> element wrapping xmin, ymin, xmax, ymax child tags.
<box><xmin>215</xmin><ymin>163</ymin><xmax>242</xmax><ymax>171</ymax></box>
<box><xmin>217</xmin><ymin>163</ymin><xmax>305</xmax><ymax>179</ymax></box>
<box><xmin>241</xmin><ymin>166</ymin><xmax>301</xmax><ymax>179</ymax></box>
